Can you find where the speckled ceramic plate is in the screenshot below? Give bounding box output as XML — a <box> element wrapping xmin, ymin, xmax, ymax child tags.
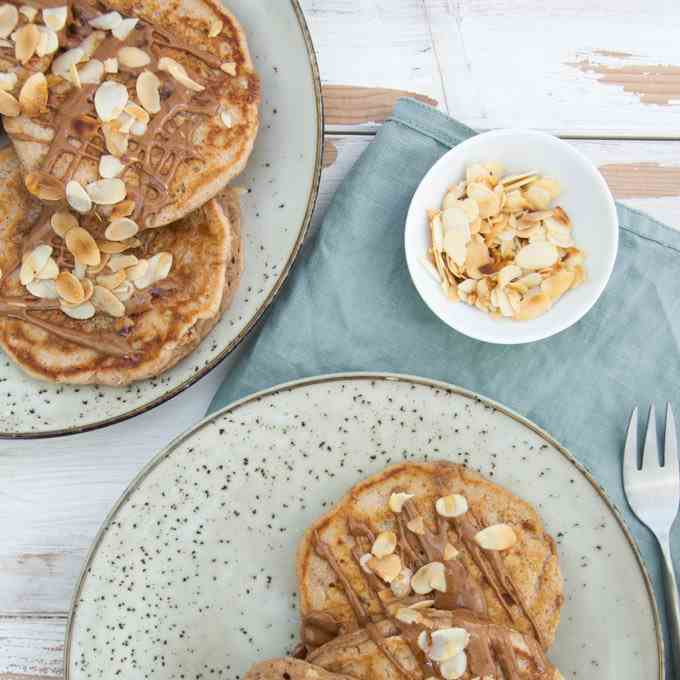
<box><xmin>65</xmin><ymin>373</ymin><xmax>663</xmax><ymax>680</ymax></box>
<box><xmin>0</xmin><ymin>1</ymin><xmax>322</xmax><ymax>439</ymax></box>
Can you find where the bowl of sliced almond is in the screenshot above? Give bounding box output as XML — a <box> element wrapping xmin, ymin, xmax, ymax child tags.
<box><xmin>405</xmin><ymin>129</ymin><xmax>618</xmax><ymax>344</ymax></box>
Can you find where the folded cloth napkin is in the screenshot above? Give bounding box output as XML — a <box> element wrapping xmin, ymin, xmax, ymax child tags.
<box><xmin>210</xmin><ymin>98</ymin><xmax>678</xmax><ymax>667</ymax></box>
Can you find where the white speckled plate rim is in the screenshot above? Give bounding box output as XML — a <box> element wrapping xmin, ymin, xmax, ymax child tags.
<box><xmin>63</xmin><ymin>371</ymin><xmax>664</xmax><ymax>679</ymax></box>
<box><xmin>0</xmin><ymin>0</ymin><xmax>323</xmax><ymax>440</ymax></box>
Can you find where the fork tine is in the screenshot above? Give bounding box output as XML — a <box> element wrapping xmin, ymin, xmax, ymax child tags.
<box><xmin>623</xmin><ymin>406</ymin><xmax>639</xmax><ymax>488</ymax></box>
<box><xmin>642</xmin><ymin>403</ymin><xmax>661</xmax><ymax>469</ymax></box>
<box><xmin>665</xmin><ymin>403</ymin><xmax>678</xmax><ymax>476</ymax></box>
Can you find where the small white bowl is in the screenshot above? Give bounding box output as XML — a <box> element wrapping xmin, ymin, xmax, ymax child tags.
<box><xmin>405</xmin><ymin>129</ymin><xmax>619</xmax><ymax>344</ymax></box>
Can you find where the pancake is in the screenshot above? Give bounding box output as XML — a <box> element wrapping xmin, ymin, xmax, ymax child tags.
<box><xmin>244</xmin><ymin>658</ymin><xmax>357</xmax><ymax>680</ymax></box>
<box><xmin>297</xmin><ymin>462</ymin><xmax>563</xmax><ymax>651</ymax></box>
<box><xmin>307</xmin><ymin>608</ymin><xmax>563</xmax><ymax>680</ymax></box>
<box><xmin>0</xmin><ymin>146</ymin><xmax>243</xmax><ymax>385</ymax></box>
<box><xmin>2</xmin><ymin>0</ymin><xmax>259</xmax><ymax>229</ymax></box>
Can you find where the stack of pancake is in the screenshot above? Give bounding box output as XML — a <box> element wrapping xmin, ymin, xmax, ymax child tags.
<box><xmin>246</xmin><ymin>462</ymin><xmax>567</xmax><ymax>680</ymax></box>
<box><xmin>0</xmin><ymin>0</ymin><xmax>259</xmax><ymax>384</ymax></box>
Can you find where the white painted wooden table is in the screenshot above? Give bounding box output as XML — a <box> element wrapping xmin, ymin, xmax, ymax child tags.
<box><xmin>3</xmin><ymin>1</ymin><xmax>680</xmax><ymax>677</ymax></box>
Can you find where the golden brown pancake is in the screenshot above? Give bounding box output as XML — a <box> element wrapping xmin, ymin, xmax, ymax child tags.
<box><xmin>0</xmin><ymin>146</ymin><xmax>243</xmax><ymax>385</ymax></box>
<box><xmin>307</xmin><ymin>608</ymin><xmax>564</xmax><ymax>680</ymax></box>
<box><xmin>2</xmin><ymin>0</ymin><xmax>259</xmax><ymax>229</ymax></box>
<box><xmin>297</xmin><ymin>462</ymin><xmax>563</xmax><ymax>651</ymax></box>
<box><xmin>244</xmin><ymin>658</ymin><xmax>357</xmax><ymax>680</ymax></box>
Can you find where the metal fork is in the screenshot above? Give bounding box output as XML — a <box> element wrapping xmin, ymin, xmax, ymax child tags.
<box><xmin>624</xmin><ymin>403</ymin><xmax>680</xmax><ymax>674</ymax></box>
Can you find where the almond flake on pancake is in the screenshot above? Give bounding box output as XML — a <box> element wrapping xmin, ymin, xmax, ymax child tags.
<box><xmin>104</xmin><ymin>57</ymin><xmax>118</xmax><ymax>73</ymax></box>
<box><xmin>0</xmin><ymin>4</ymin><xmax>17</xmax><ymax>40</ymax></box>
<box><xmin>66</xmin><ymin>180</ymin><xmax>92</xmax><ymax>213</ymax></box>
<box><xmin>89</xmin><ymin>11</ymin><xmax>122</xmax><ymax>31</ymax></box>
<box><xmin>95</xmin><ymin>80</ymin><xmax>128</xmax><ymax>122</ymax></box>
<box><xmin>19</xmin><ymin>72</ymin><xmax>48</xmax><ymax>116</ymax></box>
<box><xmin>136</xmin><ymin>70</ymin><xmax>160</xmax><ymax>114</ymax></box>
<box><xmin>79</xmin><ymin>59</ymin><xmax>104</xmax><ymax>85</ymax></box>
<box><xmin>56</xmin><ymin>271</ymin><xmax>86</xmax><ymax>304</ymax></box>
<box><xmin>108</xmin><ymin>254</ymin><xmax>137</xmax><ymax>272</ymax></box>
<box><xmin>96</xmin><ymin>270</ymin><xmax>126</xmax><ymax>290</ymax></box>
<box><xmin>65</xmin><ymin>227</ymin><xmax>100</xmax><ymax>266</ymax></box>
<box><xmin>14</xmin><ymin>23</ymin><xmax>39</xmax><ymax>64</ymax></box>
<box><xmin>25</xmin><ymin>171</ymin><xmax>63</xmax><ymax>200</ymax></box>
<box><xmin>36</xmin><ymin>25</ymin><xmax>59</xmax><ymax>57</ymax></box>
<box><xmin>0</xmin><ymin>71</ymin><xmax>16</xmax><ymax>91</ymax></box>
<box><xmin>52</xmin><ymin>47</ymin><xmax>84</xmax><ymax>77</ymax></box>
<box><xmin>20</xmin><ymin>5</ymin><xmax>37</xmax><ymax>22</ymax></box>
<box><xmin>208</xmin><ymin>19</ymin><xmax>223</xmax><ymax>37</ymax></box>
<box><xmin>42</xmin><ymin>6</ymin><xmax>68</xmax><ymax>32</ymax></box>
<box><xmin>0</xmin><ymin>88</ymin><xmax>19</xmax><ymax>116</ymax></box>
<box><xmin>112</xmin><ymin>17</ymin><xmax>138</xmax><ymax>41</ymax></box>
<box><xmin>92</xmin><ymin>285</ymin><xmax>125</xmax><ymax>317</ymax></box>
<box><xmin>99</xmin><ymin>154</ymin><xmax>125</xmax><ymax>179</ymax></box>
<box><xmin>105</xmin><ymin>217</ymin><xmax>138</xmax><ymax>241</ymax></box>
<box><xmin>60</xmin><ymin>300</ymin><xmax>95</xmax><ymax>320</ymax></box>
<box><xmin>220</xmin><ymin>61</ymin><xmax>236</xmax><ymax>75</ymax></box>
<box><xmin>20</xmin><ymin>244</ymin><xmax>53</xmax><ymax>285</ymax></box>
<box><xmin>158</xmin><ymin>56</ymin><xmax>205</xmax><ymax>91</ymax></box>
<box><xmin>474</xmin><ymin>524</ymin><xmax>517</xmax><ymax>551</ymax></box>
<box><xmin>101</xmin><ymin>120</ymin><xmax>129</xmax><ymax>157</ymax></box>
<box><xmin>86</xmin><ymin>178</ymin><xmax>126</xmax><ymax>205</ymax></box>
<box><xmin>118</xmin><ymin>46</ymin><xmax>150</xmax><ymax>68</ymax></box>
<box><xmin>26</xmin><ymin>278</ymin><xmax>58</xmax><ymax>299</ymax></box>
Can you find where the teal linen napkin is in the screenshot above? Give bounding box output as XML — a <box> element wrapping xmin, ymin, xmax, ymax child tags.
<box><xmin>210</xmin><ymin>98</ymin><xmax>678</xmax><ymax>670</ymax></box>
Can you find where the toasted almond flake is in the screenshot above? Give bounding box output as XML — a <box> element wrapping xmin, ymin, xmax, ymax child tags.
<box><xmin>111</xmin><ymin>17</ymin><xmax>138</xmax><ymax>40</ymax></box>
<box><xmin>87</xmin><ymin>252</ymin><xmax>109</xmax><ymax>275</ymax></box>
<box><xmin>105</xmin><ymin>217</ymin><xmax>138</xmax><ymax>241</ymax></box>
<box><xmin>15</xmin><ymin>23</ymin><xmax>40</xmax><ymax>64</ymax></box>
<box><xmin>89</xmin><ymin>11</ymin><xmax>121</xmax><ymax>30</ymax></box>
<box><xmin>496</xmin><ymin>287</ymin><xmax>515</xmax><ymax>317</ymax></box>
<box><xmin>443</xmin><ymin>229</ymin><xmax>468</xmax><ymax>268</ymax></box>
<box><xmin>65</xmin><ymin>180</ymin><xmax>91</xmax><ymax>213</ymax></box>
<box><xmin>0</xmin><ymin>87</ymin><xmax>19</xmax><ymax>116</ymax></box>
<box><xmin>417</xmin><ymin>631</ymin><xmax>430</xmax><ymax>652</ymax></box>
<box><xmin>78</xmin><ymin>30</ymin><xmax>105</xmax><ymax>59</ymax></box>
<box><xmin>65</xmin><ymin>226</ymin><xmax>100</xmax><ymax>266</ymax></box>
<box><xmin>435</xmin><ymin>494</ymin><xmax>468</xmax><ymax>518</ymax></box>
<box><xmin>96</xmin><ymin>269</ymin><xmax>126</xmax><ymax>290</ymax></box>
<box><xmin>440</xmin><ymin>652</ymin><xmax>467</xmax><ymax>680</ymax></box>
<box><xmin>130</xmin><ymin>119</ymin><xmax>146</xmax><ymax>136</ymax></box>
<box><xmin>395</xmin><ymin>607</ymin><xmax>421</xmax><ymax>625</ymax></box>
<box><xmin>103</xmin><ymin>57</ymin><xmax>118</xmax><ymax>73</ymax></box>
<box><xmin>534</xmin><ymin>177</ymin><xmax>561</xmax><ymax>199</ymax></box>
<box><xmin>42</xmin><ymin>6</ymin><xmax>67</xmax><ymax>31</ymax></box>
<box><xmin>367</xmin><ymin>554</ymin><xmax>402</xmax><ymax>583</ymax></box>
<box><xmin>406</xmin><ymin>516</ymin><xmax>426</xmax><ymax>535</ymax></box>
<box><xmin>474</xmin><ymin>524</ymin><xmax>517</xmax><ymax>551</ymax></box>
<box><xmin>541</xmin><ymin>268</ymin><xmax>575</xmax><ymax>302</ymax></box>
<box><xmin>0</xmin><ymin>71</ymin><xmax>16</xmax><ymax>91</ymax></box>
<box><xmin>151</xmin><ymin>252</ymin><xmax>172</xmax><ymax>281</ymax></box>
<box><xmin>52</xmin><ymin>47</ymin><xmax>84</xmax><ymax>77</ymax></box>
<box><xmin>98</xmin><ymin>238</ymin><xmax>134</xmax><ymax>254</ymax></box>
<box><xmin>19</xmin><ymin>5</ymin><xmax>37</xmax><ymax>22</ymax></box>
<box><xmin>101</xmin><ymin>120</ymin><xmax>128</xmax><ymax>157</ymax></box>
<box><xmin>220</xmin><ymin>61</ymin><xmax>236</xmax><ymax>75</ymax></box>
<box><xmin>20</xmin><ymin>244</ymin><xmax>53</xmax><ymax>285</ymax></box>
<box><xmin>26</xmin><ymin>278</ymin><xmax>58</xmax><ymax>299</ymax></box>
<box><xmin>19</xmin><ymin>72</ymin><xmax>47</xmax><ymax>116</ymax></box>
<box><xmin>78</xmin><ymin>58</ymin><xmax>104</xmax><ymax>85</ymax></box>
<box><xmin>94</xmin><ymin>80</ymin><xmax>128</xmax><ymax>122</ymax></box>
<box><xmin>525</xmin><ymin>184</ymin><xmax>552</xmax><ymax>211</ymax></box>
<box><xmin>118</xmin><ymin>46</ymin><xmax>150</xmax><ymax>68</ymax></box>
<box><xmin>36</xmin><ymin>257</ymin><xmax>58</xmax><ymax>280</ymax></box>
<box><xmin>72</xmin><ymin>261</ymin><xmax>86</xmax><ymax>278</ymax></box>
<box><xmin>390</xmin><ymin>567</ymin><xmax>413</xmax><ymax>598</ymax></box>
<box><xmin>99</xmin><ymin>154</ymin><xmax>125</xmax><ymax>179</ymax></box>
<box><xmin>55</xmin><ymin>270</ymin><xmax>85</xmax><ymax>304</ymax></box>
<box><xmin>515</xmin><ymin>242</ymin><xmax>558</xmax><ymax>270</ymax></box>
<box><xmin>158</xmin><ymin>56</ymin><xmax>205</xmax><ymax>92</ymax></box>
<box><xmin>220</xmin><ymin>109</ymin><xmax>233</xmax><ymax>128</ymax></box>
<box><xmin>61</xmin><ymin>300</ymin><xmax>95</xmax><ymax>320</ymax></box>
<box><xmin>126</xmin><ymin>258</ymin><xmax>148</xmax><ymax>282</ymax></box>
<box><xmin>36</xmin><ymin>25</ymin><xmax>59</xmax><ymax>56</ymax></box>
<box><xmin>111</xmin><ymin>199</ymin><xmax>135</xmax><ymax>219</ymax></box>
<box><xmin>371</xmin><ymin>531</ymin><xmax>397</xmax><ymax>559</ymax></box>
<box><xmin>25</xmin><ymin>171</ymin><xmax>62</xmax><ymax>200</ymax></box>
<box><xmin>86</xmin><ymin>177</ymin><xmax>126</xmax><ymax>205</ymax></box>
<box><xmin>428</xmin><ymin>628</ymin><xmax>470</xmax><ymax>662</ymax></box>
<box><xmin>136</xmin><ymin>70</ymin><xmax>160</xmax><ymax>114</ymax></box>
<box><xmin>0</xmin><ymin>4</ymin><xmax>18</xmax><ymax>39</ymax></box>
<box><xmin>107</xmin><ymin>253</ymin><xmax>137</xmax><ymax>272</ymax></box>
<box><xmin>388</xmin><ymin>492</ymin><xmax>414</xmax><ymax>513</ymax></box>
<box><xmin>112</xmin><ymin>280</ymin><xmax>133</xmax><ymax>302</ymax></box>
<box><xmin>443</xmin><ymin>543</ymin><xmax>459</xmax><ymax>560</ymax></box>
<box><xmin>66</xmin><ymin>61</ymin><xmax>80</xmax><ymax>88</ymax></box>
<box><xmin>208</xmin><ymin>18</ymin><xmax>223</xmax><ymax>37</ymax></box>
<box><xmin>358</xmin><ymin>553</ymin><xmax>373</xmax><ymax>574</ymax></box>
<box><xmin>124</xmin><ymin>101</ymin><xmax>149</xmax><ymax>123</ymax></box>
<box><xmin>411</xmin><ymin>562</ymin><xmax>446</xmax><ymax>595</ymax></box>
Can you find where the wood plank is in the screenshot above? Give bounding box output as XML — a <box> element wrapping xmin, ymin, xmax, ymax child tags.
<box><xmin>0</xmin><ymin>617</ymin><xmax>64</xmax><ymax>679</ymax></box>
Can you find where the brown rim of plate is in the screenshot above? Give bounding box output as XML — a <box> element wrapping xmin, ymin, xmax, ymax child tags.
<box><xmin>0</xmin><ymin>0</ymin><xmax>324</xmax><ymax>440</ymax></box>
<box><xmin>62</xmin><ymin>372</ymin><xmax>665</xmax><ymax>680</ymax></box>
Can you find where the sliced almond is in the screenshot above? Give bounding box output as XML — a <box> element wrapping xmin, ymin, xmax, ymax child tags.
<box><xmin>89</xmin><ymin>11</ymin><xmax>121</xmax><ymax>30</ymax></box>
<box><xmin>65</xmin><ymin>226</ymin><xmax>100</xmax><ymax>266</ymax></box>
<box><xmin>60</xmin><ymin>300</ymin><xmax>95</xmax><ymax>320</ymax></box>
<box><xmin>104</xmin><ymin>57</ymin><xmax>118</xmax><ymax>74</ymax></box>
<box><xmin>136</xmin><ymin>70</ymin><xmax>160</xmax><ymax>114</ymax></box>
<box><xmin>435</xmin><ymin>494</ymin><xmax>468</xmax><ymax>518</ymax></box>
<box><xmin>130</xmin><ymin>119</ymin><xmax>146</xmax><ymax>136</ymax></box>
<box><xmin>15</xmin><ymin>23</ymin><xmax>40</xmax><ymax>64</ymax></box>
<box><xmin>158</xmin><ymin>56</ymin><xmax>205</xmax><ymax>92</ymax></box>
<box><xmin>105</xmin><ymin>217</ymin><xmax>138</xmax><ymax>241</ymax></box>
<box><xmin>209</xmin><ymin>19</ymin><xmax>223</xmax><ymax>38</ymax></box>
<box><xmin>150</xmin><ymin>251</ymin><xmax>172</xmax><ymax>281</ymax></box>
<box><xmin>87</xmin><ymin>252</ymin><xmax>110</xmax><ymax>275</ymax></box>
<box><xmin>515</xmin><ymin>242</ymin><xmax>558</xmax><ymax>270</ymax></box>
<box><xmin>371</xmin><ymin>531</ymin><xmax>397</xmax><ymax>558</ymax></box>
<box><xmin>534</xmin><ymin>177</ymin><xmax>561</xmax><ymax>200</ymax></box>
<box><xmin>107</xmin><ymin>253</ymin><xmax>137</xmax><ymax>272</ymax></box>
<box><xmin>56</xmin><ymin>271</ymin><xmax>85</xmax><ymax>304</ymax></box>
<box><xmin>395</xmin><ymin>607</ymin><xmax>421</xmax><ymax>625</ymax></box>
<box><xmin>111</xmin><ymin>17</ymin><xmax>138</xmax><ymax>41</ymax></box>
<box><xmin>94</xmin><ymin>80</ymin><xmax>128</xmax><ymax>122</ymax></box>
<box><xmin>443</xmin><ymin>543</ymin><xmax>459</xmax><ymax>560</ymax></box>
<box><xmin>124</xmin><ymin>101</ymin><xmax>149</xmax><ymax>124</ymax></box>
<box><xmin>42</xmin><ymin>6</ymin><xmax>67</xmax><ymax>32</ymax></box>
<box><xmin>390</xmin><ymin>567</ymin><xmax>413</xmax><ymax>599</ymax></box>
<box><xmin>0</xmin><ymin>71</ymin><xmax>17</xmax><ymax>91</ymax></box>
<box><xmin>0</xmin><ymin>88</ymin><xmax>20</xmax><ymax>116</ymax></box>
<box><xmin>388</xmin><ymin>492</ymin><xmax>414</xmax><ymax>513</ymax></box>
<box><xmin>541</xmin><ymin>268</ymin><xmax>575</xmax><ymax>302</ymax></box>
<box><xmin>78</xmin><ymin>58</ymin><xmax>104</xmax><ymax>85</ymax></box>
<box><xmin>20</xmin><ymin>5</ymin><xmax>37</xmax><ymax>22</ymax></box>
<box><xmin>20</xmin><ymin>244</ymin><xmax>53</xmax><ymax>286</ymax></box>
<box><xmin>525</xmin><ymin>184</ymin><xmax>552</xmax><ymax>211</ymax></box>
<box><xmin>98</xmin><ymin>238</ymin><xmax>136</xmax><ymax>254</ymax></box>
<box><xmin>411</xmin><ymin>562</ymin><xmax>446</xmax><ymax>595</ymax></box>
<box><xmin>67</xmin><ymin>61</ymin><xmax>81</xmax><ymax>88</ymax></box>
<box><xmin>36</xmin><ymin>26</ymin><xmax>59</xmax><ymax>57</ymax></box>
<box><xmin>118</xmin><ymin>46</ymin><xmax>150</xmax><ymax>69</ymax></box>
<box><xmin>86</xmin><ymin>178</ymin><xmax>126</xmax><ymax>205</ymax></box>
<box><xmin>101</xmin><ymin>120</ymin><xmax>128</xmax><ymax>157</ymax></box>
<box><xmin>52</xmin><ymin>47</ymin><xmax>84</xmax><ymax>77</ymax></box>
<box><xmin>220</xmin><ymin>61</ymin><xmax>236</xmax><ymax>76</ymax></box>
<box><xmin>0</xmin><ymin>4</ymin><xmax>18</xmax><ymax>39</ymax></box>
<box><xmin>79</xmin><ymin>30</ymin><xmax>105</xmax><ymax>59</ymax></box>
<box><xmin>366</xmin><ymin>553</ymin><xmax>402</xmax><ymax>584</ymax></box>
<box><xmin>126</xmin><ymin>258</ymin><xmax>148</xmax><ymax>282</ymax></box>
<box><xmin>96</xmin><ymin>269</ymin><xmax>126</xmax><ymax>290</ymax></box>
<box><xmin>428</xmin><ymin>628</ymin><xmax>470</xmax><ymax>662</ymax></box>
<box><xmin>66</xmin><ymin>180</ymin><xmax>92</xmax><ymax>213</ymax></box>
<box><xmin>26</xmin><ymin>278</ymin><xmax>58</xmax><ymax>299</ymax></box>
<box><xmin>111</xmin><ymin>199</ymin><xmax>135</xmax><ymax>219</ymax></box>
<box><xmin>99</xmin><ymin>154</ymin><xmax>125</xmax><ymax>179</ymax></box>
<box><xmin>358</xmin><ymin>553</ymin><xmax>373</xmax><ymax>574</ymax></box>
<box><xmin>439</xmin><ymin>652</ymin><xmax>467</xmax><ymax>680</ymax></box>
<box><xmin>474</xmin><ymin>524</ymin><xmax>517</xmax><ymax>551</ymax></box>
<box><xmin>19</xmin><ymin>72</ymin><xmax>47</xmax><ymax>116</ymax></box>
<box><xmin>406</xmin><ymin>516</ymin><xmax>425</xmax><ymax>535</ymax></box>
<box><xmin>220</xmin><ymin>109</ymin><xmax>233</xmax><ymax>128</ymax></box>
<box><xmin>112</xmin><ymin>280</ymin><xmax>133</xmax><ymax>302</ymax></box>
<box><xmin>36</xmin><ymin>257</ymin><xmax>58</xmax><ymax>280</ymax></box>
<box><xmin>25</xmin><ymin>171</ymin><xmax>62</xmax><ymax>201</ymax></box>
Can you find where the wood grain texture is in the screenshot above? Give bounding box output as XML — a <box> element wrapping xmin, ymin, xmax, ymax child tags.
<box><xmin>0</xmin><ymin>617</ymin><xmax>65</xmax><ymax>678</ymax></box>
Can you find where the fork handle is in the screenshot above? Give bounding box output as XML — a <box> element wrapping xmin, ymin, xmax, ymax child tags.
<box><xmin>659</xmin><ymin>534</ymin><xmax>680</xmax><ymax>675</ymax></box>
